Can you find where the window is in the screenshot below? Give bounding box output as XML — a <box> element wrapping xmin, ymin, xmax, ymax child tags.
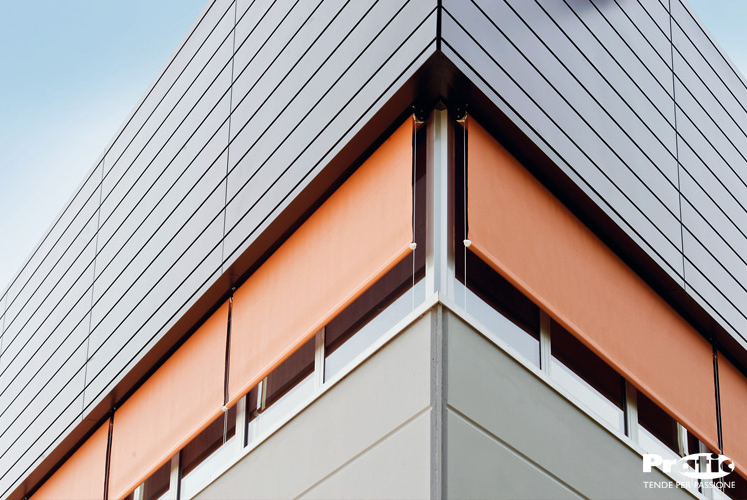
<box><xmin>325</xmin><ymin>260</ymin><xmax>424</xmax><ymax>380</ymax></box>
<box><xmin>245</xmin><ymin>336</ymin><xmax>316</xmax><ymax>444</ymax></box>
<box><xmin>123</xmin><ymin>460</ymin><xmax>170</xmax><ymax>500</ymax></box>
<box><xmin>549</xmin><ymin>320</ymin><xmax>625</xmax><ymax>432</ymax></box>
<box><xmin>456</xmin><ymin>250</ymin><xmax>540</xmax><ymax>366</ymax></box>
<box><xmin>264</xmin><ymin>337</ymin><xmax>315</xmax><ymax>408</ymax></box>
<box><xmin>179</xmin><ymin>407</ymin><xmax>236</xmax><ymax>498</ymax></box>
<box><xmin>637</xmin><ymin>390</ymin><xmax>679</xmax><ymax>456</ymax></box>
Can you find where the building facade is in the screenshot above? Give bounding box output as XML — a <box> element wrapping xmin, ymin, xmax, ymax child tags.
<box><xmin>1</xmin><ymin>0</ymin><xmax>747</xmax><ymax>499</ymax></box>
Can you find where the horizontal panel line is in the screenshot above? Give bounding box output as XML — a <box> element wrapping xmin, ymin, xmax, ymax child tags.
<box><xmin>632</xmin><ymin>0</ymin><xmax>670</xmax><ymax>43</ymax></box>
<box><xmin>444</xmin><ymin>6</ymin><xmax>682</xmax><ymax>250</ymax></box>
<box><xmin>0</xmin><ymin>0</ymin><xmax>315</xmax><ymax>459</ymax></box>
<box><xmin>0</xmin><ymin>74</ymin><xmax>237</xmax><ymax>384</ymax></box>
<box><xmin>2</xmin><ymin>175</ymin><xmax>101</xmax><ymax>340</ymax></box>
<box><xmin>223</xmin><ymin>34</ymin><xmax>438</xmax><ymax>269</ymax></box>
<box><xmin>443</xmin><ymin>11</ymin><xmax>747</xmax><ymax>343</ymax></box>
<box><xmin>673</xmin><ymin>0</ymin><xmax>747</xmax><ymax>113</ymax></box>
<box><xmin>224</xmin><ymin>1</ymin><xmax>431</xmax><ymax>228</ymax></box>
<box><xmin>87</xmin><ymin>10</ymin><xmax>436</xmax><ymax>398</ymax></box>
<box><xmin>545</xmin><ymin>0</ymin><xmax>747</xmax><ymax>277</ymax></box>
<box><xmin>97</xmin><ymin>15</ymin><xmax>234</xmax><ymax>237</ymax></box>
<box><xmin>607</xmin><ymin>1</ymin><xmax>747</xmax><ymax>219</ymax></box>
<box><xmin>101</xmin><ymin>0</ymin><xmax>233</xmax><ymax>185</ymax></box>
<box><xmin>1</xmin><ymin>1</ymin><xmax>236</xmax><ymax>355</ymax></box>
<box><xmin>224</xmin><ymin>0</ymin><xmax>377</xmax><ymax>175</ymax></box>
<box><xmin>0</xmin><ymin>91</ymin><xmax>230</xmax><ymax>412</ymax></box>
<box><xmin>0</xmin><ymin>139</ymin><xmax>231</xmax><ymax>423</ymax></box>
<box><xmin>0</xmin><ymin>0</ymin><xmax>223</xmax><ymax>307</ymax></box>
<box><xmin>0</xmin><ymin>395</ymin><xmax>84</xmax><ymax>498</ymax></box>
<box><xmin>506</xmin><ymin>0</ymin><xmax>680</xmax><ymax>192</ymax></box>
<box><xmin>439</xmin><ymin>35</ymin><xmax>683</xmax><ymax>281</ymax></box>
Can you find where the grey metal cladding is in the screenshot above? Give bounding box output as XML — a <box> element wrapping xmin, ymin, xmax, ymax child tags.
<box><xmin>0</xmin><ymin>292</ymin><xmax>6</xmax><ymax>367</ymax></box>
<box><xmin>84</xmin><ymin>10</ymin><xmax>234</xmax><ymax>409</ymax></box>
<box><xmin>0</xmin><ymin>1</ymin><xmax>438</xmax><ymax>495</ymax></box>
<box><xmin>5</xmin><ymin>0</ymin><xmax>747</xmax><ymax>496</ymax></box>
<box><xmin>102</xmin><ymin>0</ymin><xmax>232</xmax><ymax>178</ymax></box>
<box><xmin>223</xmin><ymin>0</ymin><xmax>438</xmax><ymax>268</ymax></box>
<box><xmin>440</xmin><ymin>0</ymin><xmax>684</xmax><ymax>282</ymax></box>
<box><xmin>0</xmin><ymin>220</ymin><xmax>97</xmax><ymax>496</ymax></box>
<box><xmin>1</xmin><ymin>160</ymin><xmax>101</xmax><ymax>359</ymax></box>
<box><xmin>443</xmin><ymin>0</ymin><xmax>747</xmax><ymax>345</ymax></box>
<box><xmin>669</xmin><ymin>0</ymin><xmax>747</xmax><ymax>345</ymax></box>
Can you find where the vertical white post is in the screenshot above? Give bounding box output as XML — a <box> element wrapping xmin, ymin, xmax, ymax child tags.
<box><xmin>539</xmin><ymin>311</ymin><xmax>552</xmax><ymax>375</ymax></box>
<box><xmin>235</xmin><ymin>395</ymin><xmax>247</xmax><ymax>452</ymax></box>
<box><xmin>314</xmin><ymin>328</ymin><xmax>325</xmax><ymax>389</ymax></box>
<box><xmin>167</xmin><ymin>453</ymin><xmax>180</xmax><ymax>500</ymax></box>
<box><xmin>677</xmin><ymin>423</ymin><xmax>688</xmax><ymax>457</ymax></box>
<box><xmin>625</xmin><ymin>381</ymin><xmax>639</xmax><ymax>443</ymax></box>
<box><xmin>425</xmin><ymin>108</ymin><xmax>454</xmax><ymax>301</ymax></box>
<box><xmin>259</xmin><ymin>378</ymin><xmax>267</xmax><ymax>411</ymax></box>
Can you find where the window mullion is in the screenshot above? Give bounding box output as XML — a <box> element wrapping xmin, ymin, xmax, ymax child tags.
<box><xmin>539</xmin><ymin>310</ymin><xmax>552</xmax><ymax>375</ymax></box>
<box><xmin>625</xmin><ymin>380</ymin><xmax>639</xmax><ymax>443</ymax></box>
<box><xmin>314</xmin><ymin>328</ymin><xmax>325</xmax><ymax>389</ymax></box>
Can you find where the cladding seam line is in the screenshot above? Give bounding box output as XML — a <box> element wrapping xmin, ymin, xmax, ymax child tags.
<box><xmin>668</xmin><ymin>0</ymin><xmax>686</xmax><ymax>284</ymax></box>
<box><xmin>0</xmin><ymin>20</ymin><xmax>437</xmax><ymax>494</ymax></box>
<box><xmin>221</xmin><ymin>0</ymin><xmax>239</xmax><ymax>274</ymax></box>
<box><xmin>83</xmin><ymin>159</ymin><xmax>106</xmax><ymax>411</ymax></box>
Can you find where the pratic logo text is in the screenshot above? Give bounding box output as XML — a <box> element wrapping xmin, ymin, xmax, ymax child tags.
<box><xmin>643</xmin><ymin>453</ymin><xmax>734</xmax><ymax>480</ymax></box>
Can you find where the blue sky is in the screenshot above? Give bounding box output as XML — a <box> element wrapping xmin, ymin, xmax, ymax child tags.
<box><xmin>688</xmin><ymin>0</ymin><xmax>747</xmax><ymax>73</ymax></box>
<box><xmin>0</xmin><ymin>1</ymin><xmax>745</xmax><ymax>295</ymax></box>
<box><xmin>0</xmin><ymin>0</ymin><xmax>207</xmax><ymax>296</ymax></box>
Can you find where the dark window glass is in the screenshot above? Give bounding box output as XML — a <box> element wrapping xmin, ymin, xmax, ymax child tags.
<box><xmin>324</xmin><ymin>123</ymin><xmax>426</xmax><ymax>364</ymax></box>
<box><xmin>264</xmin><ymin>336</ymin><xmax>315</xmax><ymax>409</ymax></box>
<box><xmin>142</xmin><ymin>460</ymin><xmax>170</xmax><ymax>500</ymax></box>
<box><xmin>245</xmin><ymin>384</ymin><xmax>259</xmax><ymax>421</ymax></box>
<box><xmin>180</xmin><ymin>405</ymin><xmax>236</xmax><ymax>478</ymax></box>
<box><xmin>324</xmin><ymin>257</ymin><xmax>420</xmax><ymax>360</ymax></box>
<box><xmin>459</xmin><ymin>250</ymin><xmax>540</xmax><ymax>340</ymax></box>
<box><xmin>687</xmin><ymin>430</ymin><xmax>700</xmax><ymax>457</ymax></box>
<box><xmin>637</xmin><ymin>390</ymin><xmax>678</xmax><ymax>454</ymax></box>
<box><xmin>551</xmin><ymin>322</ymin><xmax>624</xmax><ymax>408</ymax></box>
<box><xmin>726</xmin><ymin>469</ymin><xmax>747</xmax><ymax>499</ymax></box>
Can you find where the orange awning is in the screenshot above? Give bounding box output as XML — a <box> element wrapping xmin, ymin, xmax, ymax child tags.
<box><xmin>467</xmin><ymin>118</ymin><xmax>718</xmax><ymax>451</ymax></box>
<box><xmin>718</xmin><ymin>354</ymin><xmax>747</xmax><ymax>478</ymax></box>
<box><xmin>108</xmin><ymin>302</ymin><xmax>229</xmax><ymax>499</ymax></box>
<box><xmin>31</xmin><ymin>419</ymin><xmax>109</xmax><ymax>500</ymax></box>
<box><xmin>228</xmin><ymin>119</ymin><xmax>413</xmax><ymax>405</ymax></box>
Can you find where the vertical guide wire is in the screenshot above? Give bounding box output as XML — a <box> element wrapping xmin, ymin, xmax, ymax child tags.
<box><xmin>463</xmin><ymin>117</ymin><xmax>468</xmax><ymax>312</ymax></box>
<box><xmin>412</xmin><ymin>114</ymin><xmax>417</xmax><ymax>310</ymax></box>
<box><xmin>223</xmin><ymin>292</ymin><xmax>234</xmax><ymax>445</ymax></box>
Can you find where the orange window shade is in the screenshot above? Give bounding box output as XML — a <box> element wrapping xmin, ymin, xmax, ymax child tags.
<box><xmin>31</xmin><ymin>419</ymin><xmax>109</xmax><ymax>500</ymax></box>
<box><xmin>467</xmin><ymin>118</ymin><xmax>719</xmax><ymax>451</ymax></box>
<box><xmin>719</xmin><ymin>354</ymin><xmax>747</xmax><ymax>478</ymax></box>
<box><xmin>108</xmin><ymin>302</ymin><xmax>229</xmax><ymax>500</ymax></box>
<box><xmin>228</xmin><ymin>119</ymin><xmax>414</xmax><ymax>405</ymax></box>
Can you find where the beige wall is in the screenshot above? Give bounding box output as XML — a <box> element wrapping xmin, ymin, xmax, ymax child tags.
<box><xmin>444</xmin><ymin>310</ymin><xmax>695</xmax><ymax>500</ymax></box>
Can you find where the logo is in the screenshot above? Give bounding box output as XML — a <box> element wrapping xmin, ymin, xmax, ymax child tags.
<box><xmin>643</xmin><ymin>453</ymin><xmax>734</xmax><ymax>480</ymax></box>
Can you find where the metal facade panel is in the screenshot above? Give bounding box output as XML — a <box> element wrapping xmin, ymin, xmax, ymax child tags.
<box><xmin>0</xmin><ymin>1</ymin><xmax>437</xmax><ymax>495</ymax></box>
<box><xmin>223</xmin><ymin>0</ymin><xmax>437</xmax><ymax>267</ymax></box>
<box><xmin>1</xmin><ymin>161</ymin><xmax>101</xmax><ymax>358</ymax></box>
<box><xmin>6</xmin><ymin>0</ymin><xmax>747</xmax><ymax>496</ymax></box>
<box><xmin>669</xmin><ymin>1</ymin><xmax>747</xmax><ymax>348</ymax></box>
<box><xmin>102</xmin><ymin>1</ymin><xmax>234</xmax><ymax>177</ymax></box>
<box><xmin>440</xmin><ymin>7</ymin><xmax>684</xmax><ymax>283</ymax></box>
<box><xmin>442</xmin><ymin>0</ymin><xmax>683</xmax><ymax>271</ymax></box>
